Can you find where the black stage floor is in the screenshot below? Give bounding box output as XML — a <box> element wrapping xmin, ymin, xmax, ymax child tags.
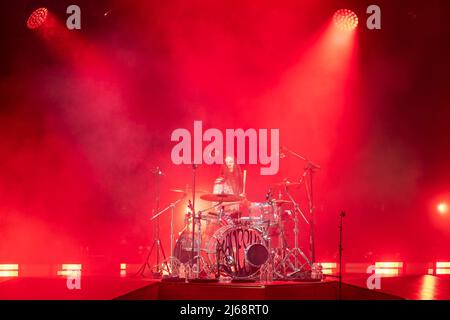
<box><xmin>0</xmin><ymin>275</ymin><xmax>448</xmax><ymax>300</ymax></box>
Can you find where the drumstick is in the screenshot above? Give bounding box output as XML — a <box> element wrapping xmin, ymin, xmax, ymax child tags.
<box><xmin>243</xmin><ymin>169</ymin><xmax>247</xmax><ymax>196</ymax></box>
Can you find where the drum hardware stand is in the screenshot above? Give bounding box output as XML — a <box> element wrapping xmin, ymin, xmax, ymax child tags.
<box><xmin>135</xmin><ymin>167</ymin><xmax>167</xmax><ymax>278</ymax></box>
<box><xmin>150</xmin><ymin>196</ymin><xmax>185</xmax><ymax>279</ymax></box>
<box><xmin>188</xmin><ymin>205</ymin><xmax>221</xmax><ymax>282</ymax></box>
<box><xmin>304</xmin><ymin>162</ymin><xmax>318</xmax><ymax>264</ymax></box>
<box><xmin>216</xmin><ymin>238</ymin><xmax>221</xmax><ymax>279</ymax></box>
<box><xmin>274</xmin><ymin>183</ymin><xmax>312</xmax><ymax>278</ymax></box>
<box><xmin>261</xmin><ymin>227</ymin><xmax>274</xmax><ymax>282</ymax></box>
<box><xmin>280</xmin><ymin>146</ymin><xmax>320</xmax><ymax>264</ymax></box>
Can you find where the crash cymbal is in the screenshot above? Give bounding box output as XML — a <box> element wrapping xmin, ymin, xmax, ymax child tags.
<box><xmin>274</xmin><ymin>180</ymin><xmax>302</xmax><ymax>187</ymax></box>
<box><xmin>200</xmin><ymin>193</ymin><xmax>244</xmax><ymax>202</ymax></box>
<box><xmin>169</xmin><ymin>187</ymin><xmax>208</xmax><ymax>194</ymax></box>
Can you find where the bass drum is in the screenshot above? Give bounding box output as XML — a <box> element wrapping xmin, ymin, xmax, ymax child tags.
<box><xmin>206</xmin><ymin>225</ymin><xmax>269</xmax><ymax>279</ymax></box>
<box><xmin>174</xmin><ymin>214</ymin><xmax>224</xmax><ymax>264</ymax></box>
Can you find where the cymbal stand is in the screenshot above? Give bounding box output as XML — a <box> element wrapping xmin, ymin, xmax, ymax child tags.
<box><xmin>150</xmin><ymin>196</ymin><xmax>185</xmax><ymax>276</ymax></box>
<box><xmin>281</xmin><ymin>146</ymin><xmax>320</xmax><ymax>264</ymax></box>
<box><xmin>274</xmin><ymin>184</ymin><xmax>311</xmax><ymax>278</ymax></box>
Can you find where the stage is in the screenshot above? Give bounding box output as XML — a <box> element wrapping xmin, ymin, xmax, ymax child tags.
<box><xmin>0</xmin><ymin>275</ymin><xmax>449</xmax><ymax>300</ymax></box>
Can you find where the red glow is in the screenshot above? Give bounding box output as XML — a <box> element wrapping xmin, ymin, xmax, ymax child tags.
<box><xmin>420</xmin><ymin>276</ymin><xmax>437</xmax><ymax>300</ymax></box>
<box><xmin>333</xmin><ymin>9</ymin><xmax>359</xmax><ymax>31</ymax></box>
<box><xmin>437</xmin><ymin>202</ymin><xmax>448</xmax><ymax>215</ymax></box>
<box><xmin>26</xmin><ymin>8</ymin><xmax>48</xmax><ymax>30</ymax></box>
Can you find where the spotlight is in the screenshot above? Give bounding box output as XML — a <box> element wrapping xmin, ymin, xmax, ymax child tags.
<box><xmin>333</xmin><ymin>9</ymin><xmax>359</xmax><ymax>31</ymax></box>
<box><xmin>437</xmin><ymin>202</ymin><xmax>448</xmax><ymax>215</ymax></box>
<box><xmin>27</xmin><ymin>7</ymin><xmax>49</xmax><ymax>30</ymax></box>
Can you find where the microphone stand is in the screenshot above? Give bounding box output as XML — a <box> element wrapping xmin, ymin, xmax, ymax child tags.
<box><xmin>135</xmin><ymin>168</ymin><xmax>167</xmax><ymax>278</ymax></box>
<box><xmin>338</xmin><ymin>211</ymin><xmax>346</xmax><ymax>299</ymax></box>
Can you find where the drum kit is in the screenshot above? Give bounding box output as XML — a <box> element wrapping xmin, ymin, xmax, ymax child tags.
<box><xmin>142</xmin><ymin>148</ymin><xmax>323</xmax><ymax>282</ymax></box>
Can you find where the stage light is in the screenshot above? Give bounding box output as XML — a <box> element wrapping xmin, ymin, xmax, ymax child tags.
<box><xmin>319</xmin><ymin>262</ymin><xmax>337</xmax><ymax>275</ymax></box>
<box><xmin>26</xmin><ymin>7</ymin><xmax>49</xmax><ymax>29</ymax></box>
<box><xmin>437</xmin><ymin>202</ymin><xmax>448</xmax><ymax>215</ymax></box>
<box><xmin>57</xmin><ymin>264</ymin><xmax>82</xmax><ymax>276</ymax></box>
<box><xmin>436</xmin><ymin>269</ymin><xmax>450</xmax><ymax>275</ymax></box>
<box><xmin>375</xmin><ymin>262</ymin><xmax>403</xmax><ymax>268</ymax></box>
<box><xmin>0</xmin><ymin>264</ymin><xmax>19</xmax><ymax>277</ymax></box>
<box><xmin>436</xmin><ymin>262</ymin><xmax>450</xmax><ymax>268</ymax></box>
<box><xmin>436</xmin><ymin>262</ymin><xmax>450</xmax><ymax>275</ymax></box>
<box><xmin>375</xmin><ymin>268</ymin><xmax>399</xmax><ymax>275</ymax></box>
<box><xmin>120</xmin><ymin>263</ymin><xmax>127</xmax><ymax>277</ymax></box>
<box><xmin>333</xmin><ymin>9</ymin><xmax>359</xmax><ymax>31</ymax></box>
<box><xmin>375</xmin><ymin>262</ymin><xmax>403</xmax><ymax>276</ymax></box>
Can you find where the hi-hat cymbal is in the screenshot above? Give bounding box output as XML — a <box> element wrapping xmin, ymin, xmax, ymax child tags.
<box><xmin>272</xmin><ymin>199</ymin><xmax>292</xmax><ymax>205</ymax></box>
<box><xmin>200</xmin><ymin>193</ymin><xmax>244</xmax><ymax>202</ymax></box>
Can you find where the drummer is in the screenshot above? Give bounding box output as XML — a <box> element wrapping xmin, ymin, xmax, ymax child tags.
<box><xmin>216</xmin><ymin>156</ymin><xmax>243</xmax><ymax>195</ymax></box>
<box><xmin>212</xmin><ymin>156</ymin><xmax>248</xmax><ymax>214</ymax></box>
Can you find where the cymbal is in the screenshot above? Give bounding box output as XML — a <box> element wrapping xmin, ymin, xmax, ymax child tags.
<box><xmin>169</xmin><ymin>188</ymin><xmax>208</xmax><ymax>194</ymax></box>
<box><xmin>272</xmin><ymin>199</ymin><xmax>291</xmax><ymax>205</ymax></box>
<box><xmin>220</xmin><ymin>201</ymin><xmax>243</xmax><ymax>207</ymax></box>
<box><xmin>274</xmin><ymin>180</ymin><xmax>302</xmax><ymax>187</ymax></box>
<box><xmin>200</xmin><ymin>193</ymin><xmax>244</xmax><ymax>202</ymax></box>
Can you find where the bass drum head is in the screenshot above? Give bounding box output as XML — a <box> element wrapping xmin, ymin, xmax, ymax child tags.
<box><xmin>246</xmin><ymin>243</ymin><xmax>269</xmax><ymax>267</ymax></box>
<box><xmin>207</xmin><ymin>225</ymin><xmax>268</xmax><ymax>279</ymax></box>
